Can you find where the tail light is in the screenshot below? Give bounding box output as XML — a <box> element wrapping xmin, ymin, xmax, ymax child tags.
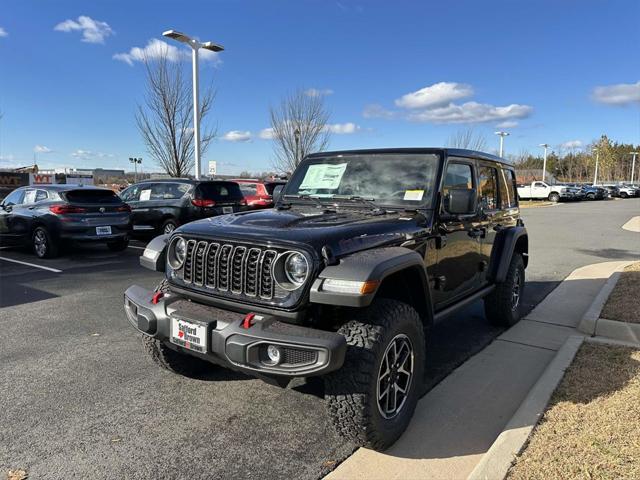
<box><xmin>49</xmin><ymin>205</ymin><xmax>87</xmax><ymax>214</ymax></box>
<box><xmin>192</xmin><ymin>198</ymin><xmax>216</xmax><ymax>207</ymax></box>
<box><xmin>116</xmin><ymin>204</ymin><xmax>131</xmax><ymax>212</ymax></box>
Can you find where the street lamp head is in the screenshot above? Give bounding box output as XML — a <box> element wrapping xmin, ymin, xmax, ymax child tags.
<box><xmin>494</xmin><ymin>131</ymin><xmax>510</xmax><ymax>137</ymax></box>
<box><xmin>163</xmin><ymin>30</ymin><xmax>192</xmax><ymax>44</ymax></box>
<box><xmin>539</xmin><ymin>143</ymin><xmax>549</xmax><ymax>148</ymax></box>
<box><xmin>201</xmin><ymin>41</ymin><xmax>224</xmax><ymax>52</ymax></box>
<box><xmin>630</xmin><ymin>151</ymin><xmax>639</xmax><ymax>155</ymax></box>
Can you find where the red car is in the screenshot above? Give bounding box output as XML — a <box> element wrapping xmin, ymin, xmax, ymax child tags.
<box><xmin>232</xmin><ymin>179</ymin><xmax>286</xmax><ymax>209</ymax></box>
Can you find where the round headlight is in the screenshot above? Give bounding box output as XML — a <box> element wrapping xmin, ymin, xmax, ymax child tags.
<box><xmin>284</xmin><ymin>252</ymin><xmax>309</xmax><ymax>285</ymax></box>
<box><xmin>168</xmin><ymin>237</ymin><xmax>187</xmax><ymax>269</ymax></box>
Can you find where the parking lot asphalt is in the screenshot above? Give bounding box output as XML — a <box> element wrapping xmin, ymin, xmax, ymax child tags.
<box><xmin>1</xmin><ymin>198</ymin><xmax>639</xmax><ymax>479</ymax></box>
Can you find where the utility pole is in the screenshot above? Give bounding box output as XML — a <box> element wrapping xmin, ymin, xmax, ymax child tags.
<box><xmin>539</xmin><ymin>143</ymin><xmax>549</xmax><ymax>182</ymax></box>
<box><xmin>592</xmin><ymin>148</ymin><xmax>599</xmax><ymax>186</ymax></box>
<box><xmin>163</xmin><ymin>30</ymin><xmax>224</xmax><ymax>180</ymax></box>
<box><xmin>630</xmin><ymin>151</ymin><xmax>638</xmax><ymax>185</ymax></box>
<box><xmin>294</xmin><ymin>128</ymin><xmax>301</xmax><ymax>166</ymax></box>
<box><xmin>129</xmin><ymin>157</ymin><xmax>142</xmax><ymax>183</ymax></box>
<box><xmin>494</xmin><ymin>131</ymin><xmax>510</xmax><ymax>157</ymax></box>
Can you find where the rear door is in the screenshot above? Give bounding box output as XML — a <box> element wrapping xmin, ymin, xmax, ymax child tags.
<box><xmin>476</xmin><ymin>162</ymin><xmax>501</xmax><ymax>282</ymax></box>
<box><xmin>121</xmin><ymin>183</ymin><xmax>155</xmax><ymax>232</ymax></box>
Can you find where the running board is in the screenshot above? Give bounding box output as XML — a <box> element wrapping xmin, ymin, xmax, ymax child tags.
<box><xmin>433</xmin><ymin>285</ymin><xmax>495</xmax><ymax>323</ymax></box>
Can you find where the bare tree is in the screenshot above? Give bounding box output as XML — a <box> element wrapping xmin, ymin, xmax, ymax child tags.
<box><xmin>446</xmin><ymin>128</ymin><xmax>488</xmax><ymax>152</ymax></box>
<box><xmin>269</xmin><ymin>89</ymin><xmax>331</xmax><ymax>173</ymax></box>
<box><xmin>136</xmin><ymin>52</ymin><xmax>216</xmax><ymax>177</ymax></box>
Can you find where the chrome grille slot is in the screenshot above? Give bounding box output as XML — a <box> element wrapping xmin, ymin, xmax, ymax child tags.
<box><xmin>204</xmin><ymin>243</ymin><xmax>220</xmax><ymax>288</ymax></box>
<box><xmin>217</xmin><ymin>244</ymin><xmax>233</xmax><ymax>291</ymax></box>
<box><xmin>193</xmin><ymin>241</ymin><xmax>207</xmax><ymax>285</ymax></box>
<box><xmin>259</xmin><ymin>250</ymin><xmax>277</xmax><ymax>299</ymax></box>
<box><xmin>231</xmin><ymin>246</ymin><xmax>247</xmax><ymax>294</ymax></box>
<box><xmin>243</xmin><ymin>248</ymin><xmax>262</xmax><ymax>297</ymax></box>
<box><xmin>183</xmin><ymin>240</ymin><xmax>197</xmax><ymax>283</ymax></box>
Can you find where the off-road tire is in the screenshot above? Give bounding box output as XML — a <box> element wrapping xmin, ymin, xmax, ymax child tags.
<box><xmin>141</xmin><ymin>279</ymin><xmax>212</xmax><ymax>376</ymax></box>
<box><xmin>32</xmin><ymin>226</ymin><xmax>59</xmax><ymax>259</ymax></box>
<box><xmin>484</xmin><ymin>253</ymin><xmax>525</xmax><ymax>327</ymax></box>
<box><xmin>107</xmin><ymin>238</ymin><xmax>129</xmax><ymax>252</ymax></box>
<box><xmin>160</xmin><ymin>218</ymin><xmax>178</xmax><ymax>235</ymax></box>
<box><xmin>324</xmin><ymin>299</ymin><xmax>426</xmax><ymax>451</ymax></box>
<box><xmin>548</xmin><ymin>192</ymin><xmax>560</xmax><ymax>203</ymax></box>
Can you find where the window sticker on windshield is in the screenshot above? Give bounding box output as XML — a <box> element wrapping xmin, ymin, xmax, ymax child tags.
<box><xmin>139</xmin><ymin>189</ymin><xmax>151</xmax><ymax>201</ymax></box>
<box><xmin>299</xmin><ymin>163</ymin><xmax>348</xmax><ymax>190</ymax></box>
<box><xmin>403</xmin><ymin>190</ymin><xmax>424</xmax><ymax>201</ymax></box>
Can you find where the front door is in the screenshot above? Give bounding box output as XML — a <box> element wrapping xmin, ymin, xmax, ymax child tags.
<box><xmin>432</xmin><ymin>159</ymin><xmax>482</xmax><ymax>309</ymax></box>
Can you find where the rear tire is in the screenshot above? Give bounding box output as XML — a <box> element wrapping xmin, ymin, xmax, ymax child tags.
<box><xmin>107</xmin><ymin>237</ymin><xmax>129</xmax><ymax>252</ymax></box>
<box><xmin>324</xmin><ymin>299</ymin><xmax>425</xmax><ymax>451</ymax></box>
<box><xmin>160</xmin><ymin>218</ymin><xmax>178</xmax><ymax>235</ymax></box>
<box><xmin>141</xmin><ymin>279</ymin><xmax>212</xmax><ymax>377</ymax></box>
<box><xmin>548</xmin><ymin>192</ymin><xmax>560</xmax><ymax>203</ymax></box>
<box><xmin>620</xmin><ymin>192</ymin><xmax>628</xmax><ymax>198</ymax></box>
<box><xmin>484</xmin><ymin>254</ymin><xmax>525</xmax><ymax>327</ymax></box>
<box><xmin>32</xmin><ymin>226</ymin><xmax>59</xmax><ymax>259</ymax></box>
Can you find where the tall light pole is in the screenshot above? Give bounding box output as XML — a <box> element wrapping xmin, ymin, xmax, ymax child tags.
<box><xmin>495</xmin><ymin>131</ymin><xmax>510</xmax><ymax>157</ymax></box>
<box><xmin>163</xmin><ymin>30</ymin><xmax>224</xmax><ymax>180</ymax></box>
<box><xmin>538</xmin><ymin>143</ymin><xmax>549</xmax><ymax>182</ymax></box>
<box><xmin>294</xmin><ymin>128</ymin><xmax>301</xmax><ymax>166</ymax></box>
<box><xmin>129</xmin><ymin>157</ymin><xmax>142</xmax><ymax>183</ymax></box>
<box><xmin>629</xmin><ymin>151</ymin><xmax>639</xmax><ymax>185</ymax></box>
<box><xmin>592</xmin><ymin>147</ymin><xmax>599</xmax><ymax>186</ymax></box>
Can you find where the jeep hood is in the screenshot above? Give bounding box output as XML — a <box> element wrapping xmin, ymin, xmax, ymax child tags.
<box><xmin>176</xmin><ymin>206</ymin><xmax>432</xmax><ymax>258</ymax></box>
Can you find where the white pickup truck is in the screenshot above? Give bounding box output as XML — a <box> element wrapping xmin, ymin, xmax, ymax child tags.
<box><xmin>516</xmin><ymin>181</ymin><xmax>577</xmax><ymax>202</ymax></box>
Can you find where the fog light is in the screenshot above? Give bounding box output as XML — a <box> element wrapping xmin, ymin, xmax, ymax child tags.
<box><xmin>266</xmin><ymin>345</ymin><xmax>282</xmax><ymax>365</ymax></box>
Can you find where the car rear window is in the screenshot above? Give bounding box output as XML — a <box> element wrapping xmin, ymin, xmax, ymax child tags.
<box><xmin>238</xmin><ymin>183</ymin><xmax>258</xmax><ymax>195</ymax></box>
<box><xmin>264</xmin><ymin>182</ymin><xmax>284</xmax><ymax>195</ymax></box>
<box><xmin>64</xmin><ymin>189</ymin><xmax>121</xmax><ymax>204</ymax></box>
<box><xmin>196</xmin><ymin>182</ymin><xmax>244</xmax><ymax>201</ymax></box>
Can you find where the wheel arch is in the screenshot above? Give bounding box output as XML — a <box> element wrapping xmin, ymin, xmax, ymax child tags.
<box><xmin>488</xmin><ymin>226</ymin><xmax>528</xmax><ymax>283</ymax></box>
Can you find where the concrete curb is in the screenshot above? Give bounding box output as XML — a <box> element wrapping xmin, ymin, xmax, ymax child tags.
<box><xmin>466</xmin><ymin>335</ymin><xmax>584</xmax><ymax>480</ymax></box>
<box><xmin>577</xmin><ymin>260</ymin><xmax>640</xmax><ymax>345</ymax></box>
<box><xmin>622</xmin><ymin>216</ymin><xmax>640</xmax><ymax>232</ymax></box>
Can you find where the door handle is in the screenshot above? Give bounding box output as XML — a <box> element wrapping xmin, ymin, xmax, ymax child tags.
<box><xmin>28</xmin><ymin>206</ymin><xmax>36</xmax><ymax>210</ymax></box>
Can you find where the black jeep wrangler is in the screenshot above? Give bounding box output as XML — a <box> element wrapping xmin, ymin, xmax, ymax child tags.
<box><xmin>124</xmin><ymin>148</ymin><xmax>528</xmax><ymax>450</ymax></box>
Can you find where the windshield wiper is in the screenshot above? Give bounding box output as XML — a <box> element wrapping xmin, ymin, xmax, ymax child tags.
<box><xmin>329</xmin><ymin>195</ymin><xmax>384</xmax><ymax>213</ymax></box>
<box><xmin>282</xmin><ymin>194</ymin><xmax>332</xmax><ymax>210</ymax></box>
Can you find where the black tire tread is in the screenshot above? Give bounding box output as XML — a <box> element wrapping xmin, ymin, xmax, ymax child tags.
<box><xmin>325</xmin><ymin>299</ymin><xmax>425</xmax><ymax>450</ymax></box>
<box><xmin>33</xmin><ymin>226</ymin><xmax>59</xmax><ymax>259</ymax></box>
<box><xmin>484</xmin><ymin>254</ymin><xmax>525</xmax><ymax>327</ymax></box>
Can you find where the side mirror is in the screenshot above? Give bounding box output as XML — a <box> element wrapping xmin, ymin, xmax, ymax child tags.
<box><xmin>445</xmin><ymin>188</ymin><xmax>477</xmax><ymax>215</ymax></box>
<box><xmin>272</xmin><ymin>185</ymin><xmax>285</xmax><ymax>204</ymax></box>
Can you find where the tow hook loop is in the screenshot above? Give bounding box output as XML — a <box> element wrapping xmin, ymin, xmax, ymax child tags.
<box><xmin>242</xmin><ymin>313</ymin><xmax>256</xmax><ymax>329</ymax></box>
<box><xmin>152</xmin><ymin>292</ymin><xmax>164</xmax><ymax>305</ymax></box>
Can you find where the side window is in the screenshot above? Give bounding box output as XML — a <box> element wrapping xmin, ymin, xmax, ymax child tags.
<box><xmin>499</xmin><ymin>169</ymin><xmax>518</xmax><ymax>208</ymax></box>
<box><xmin>2</xmin><ymin>189</ymin><xmax>26</xmax><ymax>206</ymax></box>
<box><xmin>442</xmin><ymin>162</ymin><xmax>474</xmax><ymax>212</ymax></box>
<box><xmin>23</xmin><ymin>189</ymin><xmax>38</xmax><ymax>204</ymax></box>
<box><xmin>533</xmin><ymin>182</ymin><xmax>545</xmax><ymax>188</ymax></box>
<box><xmin>239</xmin><ymin>183</ymin><xmax>258</xmax><ymax>196</ymax></box>
<box><xmin>478</xmin><ymin>165</ymin><xmax>499</xmax><ymax>211</ymax></box>
<box><xmin>35</xmin><ymin>190</ymin><xmax>49</xmax><ymax>202</ymax></box>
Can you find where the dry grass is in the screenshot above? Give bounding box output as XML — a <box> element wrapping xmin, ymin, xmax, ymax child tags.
<box><xmin>600</xmin><ymin>262</ymin><xmax>640</xmax><ymax>324</ymax></box>
<box><xmin>519</xmin><ymin>200</ymin><xmax>555</xmax><ymax>208</ymax></box>
<box><xmin>507</xmin><ymin>342</ymin><xmax>640</xmax><ymax>480</ymax></box>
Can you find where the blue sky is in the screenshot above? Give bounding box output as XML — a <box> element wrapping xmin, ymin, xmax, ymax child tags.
<box><xmin>1</xmin><ymin>0</ymin><xmax>639</xmax><ymax>175</ymax></box>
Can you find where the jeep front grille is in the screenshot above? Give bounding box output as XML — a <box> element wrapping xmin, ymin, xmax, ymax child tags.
<box><xmin>182</xmin><ymin>240</ymin><xmax>279</xmax><ymax>300</ymax></box>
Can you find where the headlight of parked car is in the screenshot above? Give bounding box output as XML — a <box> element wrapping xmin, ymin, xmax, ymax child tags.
<box><xmin>168</xmin><ymin>236</ymin><xmax>187</xmax><ymax>269</ymax></box>
<box><xmin>273</xmin><ymin>251</ymin><xmax>309</xmax><ymax>290</ymax></box>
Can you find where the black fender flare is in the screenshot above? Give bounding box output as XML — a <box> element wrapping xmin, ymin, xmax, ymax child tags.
<box><xmin>310</xmin><ymin>246</ymin><xmax>433</xmax><ymax>319</ymax></box>
<box><xmin>489</xmin><ymin>226</ymin><xmax>528</xmax><ymax>283</ymax></box>
<box><xmin>139</xmin><ymin>234</ymin><xmax>170</xmax><ymax>272</ymax></box>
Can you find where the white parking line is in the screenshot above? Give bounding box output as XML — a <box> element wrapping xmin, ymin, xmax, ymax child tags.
<box><xmin>0</xmin><ymin>256</ymin><xmax>63</xmax><ymax>273</ymax></box>
<box><xmin>127</xmin><ymin>245</ymin><xmax>146</xmax><ymax>251</ymax></box>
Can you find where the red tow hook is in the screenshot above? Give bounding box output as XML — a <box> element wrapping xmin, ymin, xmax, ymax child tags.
<box><xmin>151</xmin><ymin>291</ymin><xmax>164</xmax><ymax>305</ymax></box>
<box><xmin>242</xmin><ymin>313</ymin><xmax>256</xmax><ymax>329</ymax></box>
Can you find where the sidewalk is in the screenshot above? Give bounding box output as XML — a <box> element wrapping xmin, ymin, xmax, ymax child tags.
<box><xmin>326</xmin><ymin>261</ymin><xmax>631</xmax><ymax>480</ymax></box>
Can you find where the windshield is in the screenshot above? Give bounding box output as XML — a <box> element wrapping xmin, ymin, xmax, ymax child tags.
<box><xmin>284</xmin><ymin>153</ymin><xmax>440</xmax><ymax>208</ymax></box>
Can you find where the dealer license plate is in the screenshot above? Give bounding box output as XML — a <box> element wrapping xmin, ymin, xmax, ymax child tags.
<box><xmin>170</xmin><ymin>317</ymin><xmax>207</xmax><ymax>353</ymax></box>
<box><xmin>223</xmin><ymin>206</ymin><xmax>233</xmax><ymax>214</ymax></box>
<box><xmin>96</xmin><ymin>226</ymin><xmax>112</xmax><ymax>235</ymax></box>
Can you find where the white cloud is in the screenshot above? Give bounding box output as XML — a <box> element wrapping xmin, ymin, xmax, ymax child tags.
<box><xmin>326</xmin><ymin>122</ymin><xmax>361</xmax><ymax>134</ymax></box>
<box><xmin>221</xmin><ymin>130</ymin><xmax>252</xmax><ymax>142</ymax></box>
<box><xmin>0</xmin><ymin>27</ymin><xmax>8</xmax><ymax>38</ymax></box>
<box><xmin>304</xmin><ymin>88</ymin><xmax>334</xmax><ymax>97</ymax></box>
<box><xmin>560</xmin><ymin>140</ymin><xmax>583</xmax><ymax>150</ymax></box>
<box><xmin>54</xmin><ymin>16</ymin><xmax>113</xmax><ymax>44</ymax></box>
<box><xmin>407</xmin><ymin>101</ymin><xmax>533</xmax><ymax>124</ymax></box>
<box><xmin>395</xmin><ymin>82</ymin><xmax>473</xmax><ymax>109</ymax></box>
<box><xmin>592</xmin><ymin>81</ymin><xmax>640</xmax><ymax>106</ymax></box>
<box><xmin>258</xmin><ymin>128</ymin><xmax>275</xmax><ymax>140</ymax></box>
<box><xmin>71</xmin><ymin>149</ymin><xmax>114</xmax><ymax>159</ymax></box>
<box><xmin>495</xmin><ymin>120</ymin><xmax>518</xmax><ymax>128</ymax></box>
<box><xmin>114</xmin><ymin>38</ymin><xmax>220</xmax><ymax>66</ymax></box>
<box><xmin>34</xmin><ymin>145</ymin><xmax>52</xmax><ymax>153</ymax></box>
<box><xmin>362</xmin><ymin>104</ymin><xmax>396</xmax><ymax>119</ymax></box>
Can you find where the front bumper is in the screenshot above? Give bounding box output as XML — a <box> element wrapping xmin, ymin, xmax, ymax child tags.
<box><xmin>123</xmin><ymin>285</ymin><xmax>346</xmax><ymax>377</ymax></box>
